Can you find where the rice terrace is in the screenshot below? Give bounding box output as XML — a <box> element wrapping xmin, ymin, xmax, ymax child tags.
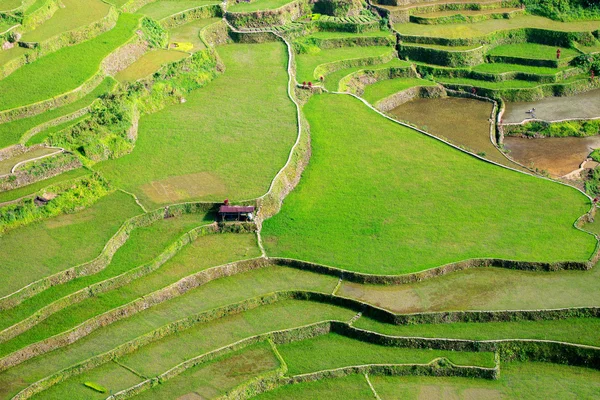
<box><xmin>1</xmin><ymin>0</ymin><xmax>600</xmax><ymax>398</ymax></box>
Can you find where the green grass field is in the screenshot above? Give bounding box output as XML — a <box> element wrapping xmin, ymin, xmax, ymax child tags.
<box><xmin>338</xmin><ymin>265</ymin><xmax>600</xmax><ymax>313</ymax></box>
<box><xmin>130</xmin><ymin>342</ymin><xmax>279</xmax><ymax>400</ymax></box>
<box><xmin>262</xmin><ymin>94</ymin><xmax>596</xmax><ymax>274</ymax></box>
<box><xmin>394</xmin><ymin>14</ymin><xmax>600</xmax><ymax>38</ymax></box>
<box><xmin>370</xmin><ymin>362</ymin><xmax>600</xmax><ymax>399</ymax></box>
<box><xmin>254</xmin><ymin>374</ymin><xmax>374</xmax><ymax>400</ymax></box>
<box><xmin>472</xmin><ymin>62</ymin><xmax>568</xmax><ymax>75</ymax></box>
<box><xmin>227</xmin><ymin>0</ymin><xmax>293</xmax><ymax>12</ymax></box>
<box><xmin>488</xmin><ymin>43</ymin><xmax>579</xmax><ymax>60</ymax></box>
<box><xmin>0</xmin><ymin>147</ymin><xmax>57</xmax><ymax>175</ymax></box>
<box><xmin>295</xmin><ymin>45</ymin><xmax>394</xmax><ymax>83</ymax></box>
<box><xmin>0</xmin><ymin>168</ymin><xmax>90</xmax><ymax>205</ymax></box>
<box><xmin>436</xmin><ymin>74</ymin><xmax>588</xmax><ymax>89</ymax></box>
<box><xmin>115</xmin><ymin>49</ymin><xmax>188</xmax><ymax>83</ymax></box>
<box><xmin>0</xmin><ymin>0</ymin><xmax>21</xmax><ymax>11</ymax></box>
<box><xmin>355</xmin><ymin>317</ymin><xmax>600</xmax><ymax>347</ymax></box>
<box><xmin>96</xmin><ymin>42</ymin><xmax>297</xmax><ymax>209</ymax></box>
<box><xmin>323</xmin><ymin>58</ymin><xmax>412</xmax><ymax>91</ymax></box>
<box><xmin>137</xmin><ymin>0</ymin><xmax>219</xmax><ymax>19</ymax></box>
<box><xmin>167</xmin><ymin>17</ymin><xmax>220</xmax><ymax>52</ymax></box>
<box><xmin>20</xmin><ymin>0</ymin><xmax>111</xmax><ymax>43</ymax></box>
<box><xmin>362</xmin><ymin>77</ymin><xmax>437</xmax><ymax>104</ymax></box>
<box><xmin>0</xmin><ymin>77</ymin><xmax>115</xmax><ymax>148</ymax></box>
<box><xmin>0</xmin><ymin>13</ymin><xmax>139</xmax><ymax>111</ymax></box>
<box><xmin>277</xmin><ymin>333</ymin><xmax>497</xmax><ymax>375</ymax></box>
<box><xmin>0</xmin><ymin>190</ymin><xmax>141</xmax><ymax>298</ymax></box>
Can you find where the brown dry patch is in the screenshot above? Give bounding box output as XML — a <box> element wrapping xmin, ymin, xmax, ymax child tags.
<box><xmin>44</xmin><ymin>210</ymin><xmax>95</xmax><ymax>229</ymax></box>
<box><xmin>140</xmin><ymin>172</ymin><xmax>227</xmax><ymax>204</ymax></box>
<box><xmin>418</xmin><ymin>385</ymin><xmax>459</xmax><ymax>400</ymax></box>
<box><xmin>462</xmin><ymin>388</ymin><xmax>503</xmax><ymax>400</ymax></box>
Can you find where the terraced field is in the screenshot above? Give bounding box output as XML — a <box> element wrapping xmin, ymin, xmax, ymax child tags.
<box><xmin>0</xmin><ymin>0</ymin><xmax>599</xmax><ymax>398</ymax></box>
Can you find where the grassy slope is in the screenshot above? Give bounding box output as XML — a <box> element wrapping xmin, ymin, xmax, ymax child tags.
<box><xmin>137</xmin><ymin>0</ymin><xmax>218</xmax><ymax>19</ymax></box>
<box><xmin>371</xmin><ymin>362</ymin><xmax>600</xmax><ymax>399</ymax></box>
<box><xmin>435</xmin><ymin>73</ymin><xmax>587</xmax><ymax>89</ymax></box>
<box><xmin>0</xmin><ymin>169</ymin><xmax>90</xmax><ymax>204</ymax></box>
<box><xmin>394</xmin><ymin>14</ymin><xmax>600</xmax><ymax>38</ymax></box>
<box><xmin>0</xmin><ymin>267</ymin><xmax>340</xmax><ymax>397</ymax></box>
<box><xmin>0</xmin><ymin>77</ymin><xmax>115</xmax><ymax>149</ymax></box>
<box><xmin>96</xmin><ymin>42</ymin><xmax>297</xmax><ymax>209</ymax></box>
<box><xmin>472</xmin><ymin>62</ymin><xmax>567</xmax><ymax>75</ymax></box>
<box><xmin>488</xmin><ymin>43</ymin><xmax>580</xmax><ymax>60</ymax></box>
<box><xmin>354</xmin><ymin>317</ymin><xmax>600</xmax><ymax>347</ymax></box>
<box><xmin>277</xmin><ymin>333</ymin><xmax>497</xmax><ymax>375</ymax></box>
<box><xmin>362</xmin><ymin>77</ymin><xmax>437</xmax><ymax>104</ymax></box>
<box><xmin>254</xmin><ymin>374</ymin><xmax>374</xmax><ymax>400</ymax></box>
<box><xmin>0</xmin><ymin>232</ymin><xmax>260</xmax><ymax>356</ymax></box>
<box><xmin>337</xmin><ymin>265</ymin><xmax>600</xmax><ymax>312</ymax></box>
<box><xmin>40</xmin><ymin>342</ymin><xmax>279</xmax><ymax>400</ymax></box>
<box><xmin>26</xmin><ymin>114</ymin><xmax>89</xmax><ymax>145</ymax></box>
<box><xmin>20</xmin><ymin>0</ymin><xmax>111</xmax><ymax>43</ymax></box>
<box><xmin>120</xmin><ymin>343</ymin><xmax>277</xmax><ymax>400</ymax></box>
<box><xmin>296</xmin><ymin>45</ymin><xmax>394</xmax><ymax>83</ymax></box>
<box><xmin>0</xmin><ymin>13</ymin><xmax>139</xmax><ymax>111</ymax></box>
<box><xmin>0</xmin><ymin>0</ymin><xmax>21</xmax><ymax>11</ymax></box>
<box><xmin>0</xmin><ymin>190</ymin><xmax>141</xmax><ymax>298</ymax></box>
<box><xmin>115</xmin><ymin>49</ymin><xmax>188</xmax><ymax>83</ymax></box>
<box><xmin>262</xmin><ymin>94</ymin><xmax>595</xmax><ymax>274</ymax></box>
<box><xmin>0</xmin><ymin>147</ymin><xmax>57</xmax><ymax>174</ymax></box>
<box><xmin>227</xmin><ymin>0</ymin><xmax>293</xmax><ymax>12</ymax></box>
<box><xmin>324</xmin><ymin>58</ymin><xmax>412</xmax><ymax>91</ymax></box>
<box><xmin>168</xmin><ymin>17</ymin><xmax>221</xmax><ymax>51</ymax></box>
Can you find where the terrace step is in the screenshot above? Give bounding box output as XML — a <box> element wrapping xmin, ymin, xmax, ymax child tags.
<box><xmin>373</xmin><ymin>0</ymin><xmax>522</xmax><ymax>24</ymax></box>
<box><xmin>410</xmin><ymin>6</ymin><xmax>523</xmax><ymax>24</ymax></box>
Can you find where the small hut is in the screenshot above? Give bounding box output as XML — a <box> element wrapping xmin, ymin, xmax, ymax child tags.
<box><xmin>218</xmin><ymin>205</ymin><xmax>255</xmax><ymax>221</ymax></box>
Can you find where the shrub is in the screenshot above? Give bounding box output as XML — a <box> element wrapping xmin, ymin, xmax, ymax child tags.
<box><xmin>589</xmin><ymin>149</ymin><xmax>600</xmax><ymax>162</ymax></box>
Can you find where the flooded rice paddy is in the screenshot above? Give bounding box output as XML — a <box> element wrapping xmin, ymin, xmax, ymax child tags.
<box><xmin>503</xmin><ymin>89</ymin><xmax>600</xmax><ymax>123</ymax></box>
<box><xmin>503</xmin><ymin>135</ymin><xmax>600</xmax><ymax>177</ymax></box>
<box><xmin>389</xmin><ymin>96</ymin><xmax>525</xmax><ymax>170</ymax></box>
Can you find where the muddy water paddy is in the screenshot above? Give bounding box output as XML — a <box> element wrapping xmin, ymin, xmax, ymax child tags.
<box><xmin>503</xmin><ymin>89</ymin><xmax>600</xmax><ymax>123</ymax></box>
<box><xmin>503</xmin><ymin>135</ymin><xmax>600</xmax><ymax>177</ymax></box>
<box><xmin>389</xmin><ymin>96</ymin><xmax>525</xmax><ymax>170</ymax></box>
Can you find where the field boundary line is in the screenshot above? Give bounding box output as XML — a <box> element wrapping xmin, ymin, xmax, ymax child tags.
<box><xmin>365</xmin><ymin>373</ymin><xmax>382</xmax><ymax>400</ymax></box>
<box><xmin>112</xmin><ymin>359</ymin><xmax>147</xmax><ymax>380</ymax></box>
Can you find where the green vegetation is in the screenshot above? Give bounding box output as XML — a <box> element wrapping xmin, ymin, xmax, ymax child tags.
<box><xmin>96</xmin><ymin>42</ymin><xmax>297</xmax><ymax>209</ymax></box>
<box><xmin>262</xmin><ymin>94</ymin><xmax>595</xmax><ymax>274</ymax></box>
<box><xmin>338</xmin><ymin>265</ymin><xmax>600</xmax><ymax>312</ymax></box>
<box><xmin>472</xmin><ymin>62</ymin><xmax>568</xmax><ymax>75</ymax></box>
<box><xmin>0</xmin><ymin>13</ymin><xmax>139</xmax><ymax>111</ymax></box>
<box><xmin>394</xmin><ymin>14</ymin><xmax>600</xmax><ymax>38</ymax></box>
<box><xmin>168</xmin><ymin>17</ymin><xmax>221</xmax><ymax>51</ymax></box>
<box><xmin>488</xmin><ymin>43</ymin><xmax>579</xmax><ymax>60</ymax></box>
<box><xmin>371</xmin><ymin>362</ymin><xmax>600</xmax><ymax>399</ymax></box>
<box><xmin>0</xmin><ymin>168</ymin><xmax>90</xmax><ymax>205</ymax></box>
<box><xmin>0</xmin><ymin>0</ymin><xmax>22</xmax><ymax>11</ymax></box>
<box><xmin>254</xmin><ymin>374</ymin><xmax>374</xmax><ymax>400</ymax></box>
<box><xmin>227</xmin><ymin>0</ymin><xmax>294</xmax><ymax>12</ymax></box>
<box><xmin>524</xmin><ymin>0</ymin><xmax>600</xmax><ymax>21</ymax></box>
<box><xmin>0</xmin><ymin>174</ymin><xmax>111</xmax><ymax>234</ymax></box>
<box><xmin>0</xmin><ymin>232</ymin><xmax>262</xmax><ymax>356</ymax></box>
<box><xmin>0</xmin><ymin>77</ymin><xmax>115</xmax><ymax>149</ymax></box>
<box><xmin>295</xmin><ymin>45</ymin><xmax>394</xmax><ymax>83</ymax></box>
<box><xmin>26</xmin><ymin>114</ymin><xmax>90</xmax><ymax>146</ymax></box>
<box><xmin>0</xmin><ymin>190</ymin><xmax>140</xmax><ymax>298</ymax></box>
<box><xmin>0</xmin><ymin>147</ymin><xmax>57</xmax><ymax>175</ymax></box>
<box><xmin>278</xmin><ymin>333</ymin><xmax>497</xmax><ymax>375</ymax></box>
<box><xmin>323</xmin><ymin>58</ymin><xmax>411</xmax><ymax>91</ymax></box>
<box><xmin>115</xmin><ymin>50</ymin><xmax>188</xmax><ymax>83</ymax></box>
<box><xmin>355</xmin><ymin>317</ymin><xmax>600</xmax><ymax>347</ymax></box>
<box><xmin>362</xmin><ymin>77</ymin><xmax>437</xmax><ymax>104</ymax></box>
<box><xmin>20</xmin><ymin>0</ymin><xmax>111</xmax><ymax>43</ymax></box>
<box><xmin>83</xmin><ymin>381</ymin><xmax>108</xmax><ymax>393</ymax></box>
<box><xmin>506</xmin><ymin>119</ymin><xmax>600</xmax><ymax>138</ymax></box>
<box><xmin>137</xmin><ymin>0</ymin><xmax>218</xmax><ymax>19</ymax></box>
<box><xmin>134</xmin><ymin>342</ymin><xmax>279</xmax><ymax>399</ymax></box>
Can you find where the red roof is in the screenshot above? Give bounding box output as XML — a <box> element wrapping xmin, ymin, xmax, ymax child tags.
<box><xmin>219</xmin><ymin>205</ymin><xmax>255</xmax><ymax>213</ymax></box>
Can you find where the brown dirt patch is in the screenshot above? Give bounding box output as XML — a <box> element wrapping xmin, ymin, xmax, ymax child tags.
<box><xmin>418</xmin><ymin>385</ymin><xmax>459</xmax><ymax>400</ymax></box>
<box><xmin>462</xmin><ymin>388</ymin><xmax>503</xmax><ymax>400</ymax></box>
<box><xmin>140</xmin><ymin>172</ymin><xmax>227</xmax><ymax>204</ymax></box>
